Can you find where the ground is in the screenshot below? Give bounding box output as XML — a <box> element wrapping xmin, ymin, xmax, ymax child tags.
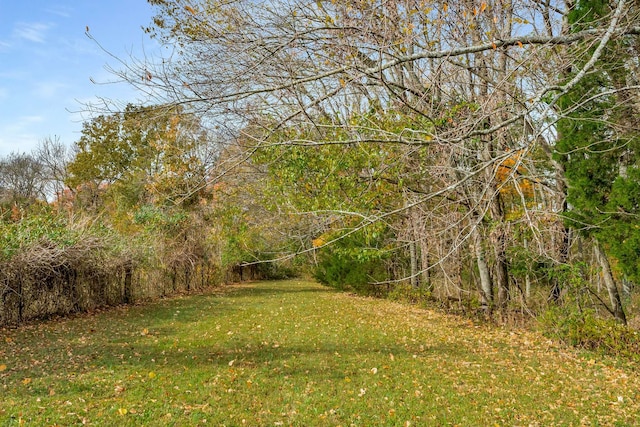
<box><xmin>1</xmin><ymin>279</ymin><xmax>639</xmax><ymax>426</ymax></box>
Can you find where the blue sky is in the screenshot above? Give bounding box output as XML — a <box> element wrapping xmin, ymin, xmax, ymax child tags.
<box><xmin>0</xmin><ymin>1</ymin><xmax>161</xmax><ymax>157</ymax></box>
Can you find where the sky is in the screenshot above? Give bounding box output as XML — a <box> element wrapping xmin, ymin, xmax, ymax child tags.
<box><xmin>0</xmin><ymin>0</ymin><xmax>163</xmax><ymax>157</ymax></box>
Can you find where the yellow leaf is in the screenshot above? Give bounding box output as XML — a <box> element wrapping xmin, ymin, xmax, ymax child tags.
<box><xmin>312</xmin><ymin>237</ymin><xmax>325</xmax><ymax>248</ymax></box>
<box><xmin>148</xmin><ymin>371</ymin><xmax>156</xmax><ymax>379</ymax></box>
<box><xmin>118</xmin><ymin>408</ymin><xmax>128</xmax><ymax>415</ymax></box>
<box><xmin>0</xmin><ymin>364</ymin><xmax>6</xmax><ymax>372</ymax></box>
<box><xmin>22</xmin><ymin>378</ymin><xmax>32</xmax><ymax>385</ymax></box>
<box><xmin>141</xmin><ymin>328</ymin><xmax>149</xmax><ymax>336</ymax></box>
<box><xmin>185</xmin><ymin>5</ymin><xmax>196</xmax><ymax>15</ymax></box>
<box><xmin>443</xmin><ymin>3</ymin><xmax>448</xmax><ymax>12</ymax></box>
<box><xmin>517</xmin><ymin>41</ymin><xmax>524</xmax><ymax>48</ymax></box>
<box><xmin>480</xmin><ymin>2</ymin><xmax>487</xmax><ymax>13</ymax></box>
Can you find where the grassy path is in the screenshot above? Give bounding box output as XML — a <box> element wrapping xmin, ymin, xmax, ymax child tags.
<box><xmin>1</xmin><ymin>279</ymin><xmax>639</xmax><ymax>426</ymax></box>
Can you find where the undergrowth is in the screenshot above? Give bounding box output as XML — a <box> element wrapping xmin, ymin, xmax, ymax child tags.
<box><xmin>538</xmin><ymin>307</ymin><xmax>640</xmax><ymax>362</ymax></box>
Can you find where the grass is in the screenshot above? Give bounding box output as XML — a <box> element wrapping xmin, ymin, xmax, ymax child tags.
<box><xmin>1</xmin><ymin>279</ymin><xmax>639</xmax><ymax>426</ymax></box>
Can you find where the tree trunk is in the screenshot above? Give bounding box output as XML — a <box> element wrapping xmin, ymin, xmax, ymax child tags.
<box><xmin>493</xmin><ymin>225</ymin><xmax>510</xmax><ymax>309</ymax></box>
<box><xmin>123</xmin><ymin>265</ymin><xmax>133</xmax><ymax>304</ymax></box>
<box><xmin>409</xmin><ymin>239</ymin><xmax>419</xmax><ymax>288</ymax></box>
<box><xmin>420</xmin><ymin>237</ymin><xmax>431</xmax><ymax>289</ymax></box>
<box><xmin>594</xmin><ymin>241</ymin><xmax>627</xmax><ymax>325</ymax></box>
<box><xmin>550</xmin><ymin>225</ymin><xmax>571</xmax><ymax>302</ymax></box>
<box><xmin>473</xmin><ymin>227</ymin><xmax>493</xmax><ymax>311</ymax></box>
<box><xmin>523</xmin><ymin>238</ymin><xmax>531</xmax><ymax>301</ymax></box>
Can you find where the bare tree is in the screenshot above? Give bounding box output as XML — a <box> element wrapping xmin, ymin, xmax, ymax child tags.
<box><xmin>34</xmin><ymin>136</ymin><xmax>71</xmax><ymax>201</ymax></box>
<box><xmin>0</xmin><ymin>152</ymin><xmax>46</xmax><ymax>204</ymax></box>
<box><xmin>100</xmin><ymin>0</ymin><xmax>640</xmax><ymax>311</ymax></box>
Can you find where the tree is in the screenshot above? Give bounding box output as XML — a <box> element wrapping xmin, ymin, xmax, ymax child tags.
<box><xmin>0</xmin><ymin>152</ymin><xmax>45</xmax><ymax>206</ymax></box>
<box><xmin>34</xmin><ymin>136</ymin><xmax>72</xmax><ymax>202</ymax></box>
<box><xmin>552</xmin><ymin>0</ymin><xmax>640</xmax><ymax>324</ymax></box>
<box><xmin>105</xmin><ymin>0</ymin><xmax>640</xmax><ymax>309</ymax></box>
<box><xmin>67</xmin><ymin>104</ymin><xmax>216</xmax><ymax>210</ymax></box>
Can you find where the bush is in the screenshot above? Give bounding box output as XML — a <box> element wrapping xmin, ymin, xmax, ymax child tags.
<box><xmin>387</xmin><ymin>283</ymin><xmax>430</xmax><ymax>304</ymax></box>
<box><xmin>312</xmin><ymin>228</ymin><xmax>391</xmax><ymax>294</ymax></box>
<box><xmin>538</xmin><ymin>307</ymin><xmax>640</xmax><ymax>361</ymax></box>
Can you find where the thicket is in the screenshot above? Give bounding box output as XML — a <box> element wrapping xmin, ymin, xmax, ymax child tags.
<box><xmin>0</xmin><ymin>109</ymin><xmax>295</xmax><ymax>327</ymax></box>
<box><xmin>0</xmin><ymin>201</ymin><xmax>219</xmax><ymax>326</ymax></box>
<box><xmin>4</xmin><ymin>0</ymin><xmax>640</xmax><ymax>364</ymax></box>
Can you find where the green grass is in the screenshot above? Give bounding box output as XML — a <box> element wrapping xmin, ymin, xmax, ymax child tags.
<box><xmin>1</xmin><ymin>279</ymin><xmax>639</xmax><ymax>426</ymax></box>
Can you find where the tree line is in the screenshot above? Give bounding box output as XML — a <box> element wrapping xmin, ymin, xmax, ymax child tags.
<box><xmin>0</xmin><ymin>106</ymin><xmax>294</xmax><ymax>326</ymax></box>
<box><xmin>119</xmin><ymin>0</ymin><xmax>640</xmax><ymax>323</ymax></box>
<box><xmin>2</xmin><ymin>0</ymin><xmax>640</xmax><ymax>350</ymax></box>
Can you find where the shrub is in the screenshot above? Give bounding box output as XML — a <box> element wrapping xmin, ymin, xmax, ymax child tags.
<box><xmin>312</xmin><ymin>228</ymin><xmax>391</xmax><ymax>294</ymax></box>
<box><xmin>387</xmin><ymin>283</ymin><xmax>430</xmax><ymax>304</ymax></box>
<box><xmin>538</xmin><ymin>307</ymin><xmax>640</xmax><ymax>361</ymax></box>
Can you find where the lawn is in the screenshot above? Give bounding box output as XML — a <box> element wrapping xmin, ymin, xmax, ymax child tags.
<box><xmin>1</xmin><ymin>279</ymin><xmax>639</xmax><ymax>426</ymax></box>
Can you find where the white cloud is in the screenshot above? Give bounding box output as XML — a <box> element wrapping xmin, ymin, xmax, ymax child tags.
<box><xmin>0</xmin><ymin>116</ymin><xmax>46</xmax><ymax>156</ymax></box>
<box><xmin>9</xmin><ymin>115</ymin><xmax>45</xmax><ymax>128</ymax></box>
<box><xmin>60</xmin><ymin>37</ymin><xmax>102</xmax><ymax>57</ymax></box>
<box><xmin>1</xmin><ymin>115</ymin><xmax>45</xmax><ymax>134</ymax></box>
<box><xmin>45</xmin><ymin>5</ymin><xmax>72</xmax><ymax>18</ymax></box>
<box><xmin>32</xmin><ymin>81</ymin><xmax>69</xmax><ymax>99</ymax></box>
<box><xmin>13</xmin><ymin>22</ymin><xmax>53</xmax><ymax>44</ymax></box>
<box><xmin>0</xmin><ymin>133</ymin><xmax>40</xmax><ymax>156</ymax></box>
